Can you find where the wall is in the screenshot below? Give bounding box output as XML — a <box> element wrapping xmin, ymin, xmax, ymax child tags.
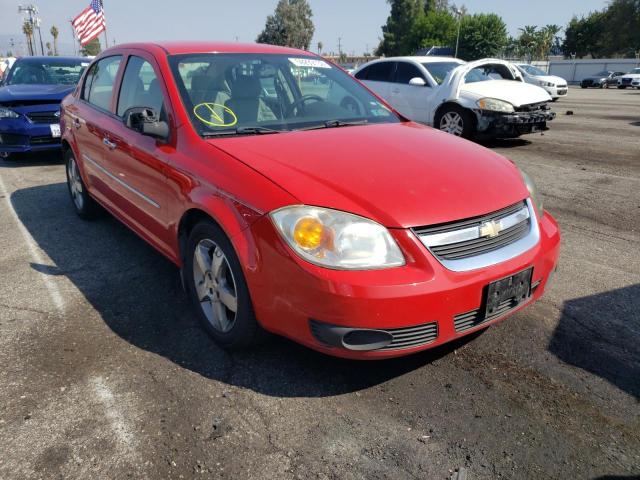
<box><xmin>525</xmin><ymin>59</ymin><xmax>640</xmax><ymax>83</ymax></box>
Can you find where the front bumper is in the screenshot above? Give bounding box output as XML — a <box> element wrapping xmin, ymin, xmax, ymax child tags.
<box><xmin>0</xmin><ymin>114</ymin><xmax>61</xmax><ymax>154</ymax></box>
<box><xmin>546</xmin><ymin>86</ymin><xmax>568</xmax><ymax>98</ymax></box>
<box><xmin>242</xmin><ymin>209</ymin><xmax>560</xmax><ymax>359</ymax></box>
<box><xmin>476</xmin><ymin>109</ymin><xmax>556</xmax><ymax>138</ymax></box>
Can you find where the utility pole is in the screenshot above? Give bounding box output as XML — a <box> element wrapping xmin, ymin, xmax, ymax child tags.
<box><xmin>18</xmin><ymin>4</ymin><xmax>43</xmax><ymax>56</ymax></box>
<box><xmin>338</xmin><ymin>37</ymin><xmax>342</xmax><ymax>56</ymax></box>
<box><xmin>454</xmin><ymin>8</ymin><xmax>463</xmax><ymax>58</ymax></box>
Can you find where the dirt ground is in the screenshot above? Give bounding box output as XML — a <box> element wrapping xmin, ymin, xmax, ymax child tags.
<box><xmin>0</xmin><ymin>87</ymin><xmax>638</xmax><ymax>479</ymax></box>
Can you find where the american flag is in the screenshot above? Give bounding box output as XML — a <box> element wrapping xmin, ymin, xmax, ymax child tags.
<box><xmin>72</xmin><ymin>0</ymin><xmax>106</xmax><ymax>46</ymax></box>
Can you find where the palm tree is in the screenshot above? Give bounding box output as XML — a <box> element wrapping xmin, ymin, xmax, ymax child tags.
<box><xmin>518</xmin><ymin>25</ymin><xmax>538</xmax><ymax>60</ymax></box>
<box><xmin>50</xmin><ymin>26</ymin><xmax>59</xmax><ymax>56</ymax></box>
<box><xmin>317</xmin><ymin>41</ymin><xmax>323</xmax><ymax>55</ymax></box>
<box><xmin>539</xmin><ymin>24</ymin><xmax>562</xmax><ymax>59</ymax></box>
<box><xmin>46</xmin><ymin>42</ymin><xmax>52</xmax><ymax>56</ymax></box>
<box><xmin>22</xmin><ymin>20</ymin><xmax>34</xmax><ymax>56</ymax></box>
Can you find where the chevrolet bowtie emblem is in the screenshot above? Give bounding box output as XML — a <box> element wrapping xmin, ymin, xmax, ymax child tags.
<box><xmin>479</xmin><ymin>220</ymin><xmax>502</xmax><ymax>238</ymax></box>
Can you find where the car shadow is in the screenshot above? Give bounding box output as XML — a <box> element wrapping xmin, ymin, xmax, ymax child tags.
<box><xmin>11</xmin><ymin>182</ymin><xmax>479</xmax><ymax>398</ymax></box>
<box><xmin>0</xmin><ymin>151</ymin><xmax>63</xmax><ymax>168</ymax></box>
<box><xmin>549</xmin><ymin>284</ymin><xmax>640</xmax><ymax>400</ymax></box>
<box><xmin>476</xmin><ymin>138</ymin><xmax>532</xmax><ymax>149</ymax></box>
<box><xmin>630</xmin><ymin>121</ymin><xmax>640</xmax><ymax>127</ymax></box>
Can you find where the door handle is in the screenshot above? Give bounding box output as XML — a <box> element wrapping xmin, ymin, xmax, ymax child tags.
<box><xmin>102</xmin><ymin>137</ymin><xmax>117</xmax><ymax>150</ymax></box>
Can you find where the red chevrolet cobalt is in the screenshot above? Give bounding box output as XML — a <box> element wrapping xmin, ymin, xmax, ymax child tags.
<box><xmin>61</xmin><ymin>42</ymin><xmax>560</xmax><ymax>359</ymax></box>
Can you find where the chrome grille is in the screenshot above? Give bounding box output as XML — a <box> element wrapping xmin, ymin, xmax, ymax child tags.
<box><xmin>26</xmin><ymin>111</ymin><xmax>59</xmax><ymax>124</ymax></box>
<box><xmin>380</xmin><ymin>322</ymin><xmax>438</xmax><ymax>351</ymax></box>
<box><xmin>414</xmin><ymin>201</ymin><xmax>531</xmax><ymax>263</ymax></box>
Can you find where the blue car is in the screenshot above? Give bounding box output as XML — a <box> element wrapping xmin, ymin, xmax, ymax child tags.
<box><xmin>0</xmin><ymin>56</ymin><xmax>89</xmax><ymax>158</ymax></box>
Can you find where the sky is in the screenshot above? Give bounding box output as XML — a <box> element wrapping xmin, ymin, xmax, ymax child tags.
<box><xmin>0</xmin><ymin>0</ymin><xmax>608</xmax><ymax>57</ymax></box>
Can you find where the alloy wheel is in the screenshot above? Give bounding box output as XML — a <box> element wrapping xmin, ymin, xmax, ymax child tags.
<box><xmin>192</xmin><ymin>239</ymin><xmax>238</xmax><ymax>333</ymax></box>
<box><xmin>67</xmin><ymin>156</ymin><xmax>84</xmax><ymax>210</ymax></box>
<box><xmin>440</xmin><ymin>112</ymin><xmax>464</xmax><ymax>136</ymax></box>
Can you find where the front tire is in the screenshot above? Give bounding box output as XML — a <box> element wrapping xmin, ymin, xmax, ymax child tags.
<box><xmin>185</xmin><ymin>221</ymin><xmax>263</xmax><ymax>350</ymax></box>
<box><xmin>65</xmin><ymin>149</ymin><xmax>100</xmax><ymax>220</ymax></box>
<box><xmin>434</xmin><ymin>105</ymin><xmax>476</xmax><ymax>139</ymax></box>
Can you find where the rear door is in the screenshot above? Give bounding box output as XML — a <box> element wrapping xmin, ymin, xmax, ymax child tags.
<box><xmin>389</xmin><ymin>61</ymin><xmax>430</xmax><ymax>123</ymax></box>
<box><xmin>354</xmin><ymin>61</ymin><xmax>395</xmax><ymax>104</ymax></box>
<box><xmin>68</xmin><ymin>55</ymin><xmax>123</xmax><ymax>199</ymax></box>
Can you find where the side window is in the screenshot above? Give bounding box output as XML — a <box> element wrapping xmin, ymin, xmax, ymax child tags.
<box><xmin>356</xmin><ymin>62</ymin><xmax>394</xmax><ymax>82</ymax></box>
<box><xmin>84</xmin><ymin>56</ymin><xmax>122</xmax><ymax>111</ymax></box>
<box><xmin>394</xmin><ymin>62</ymin><xmax>426</xmax><ymax>84</ymax></box>
<box><xmin>117</xmin><ymin>56</ymin><xmax>165</xmax><ymax>118</ymax></box>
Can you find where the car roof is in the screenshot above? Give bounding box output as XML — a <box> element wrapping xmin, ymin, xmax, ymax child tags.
<box><xmin>16</xmin><ymin>56</ymin><xmax>90</xmax><ymax>62</ymax></box>
<box><xmin>112</xmin><ymin>41</ymin><xmax>314</xmax><ymax>56</ymax></box>
<box><xmin>377</xmin><ymin>56</ymin><xmax>464</xmax><ymax>64</ymax></box>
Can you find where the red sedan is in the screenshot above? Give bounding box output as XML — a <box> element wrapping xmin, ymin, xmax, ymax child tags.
<box><xmin>61</xmin><ymin>42</ymin><xmax>560</xmax><ymax>359</ymax></box>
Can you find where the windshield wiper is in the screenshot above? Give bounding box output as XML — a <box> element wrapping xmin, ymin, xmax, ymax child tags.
<box><xmin>202</xmin><ymin>126</ymin><xmax>284</xmax><ymax>137</ymax></box>
<box><xmin>296</xmin><ymin>119</ymin><xmax>370</xmax><ymax>131</ymax></box>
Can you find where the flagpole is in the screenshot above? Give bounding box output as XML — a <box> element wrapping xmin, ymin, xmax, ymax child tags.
<box><xmin>69</xmin><ymin>19</ymin><xmax>77</xmax><ymax>55</ymax></box>
<box><xmin>102</xmin><ymin>1</ymin><xmax>108</xmax><ymax>50</ymax></box>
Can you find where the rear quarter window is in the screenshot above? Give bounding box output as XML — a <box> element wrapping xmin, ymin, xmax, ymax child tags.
<box><xmin>356</xmin><ymin>62</ymin><xmax>394</xmax><ymax>82</ymax></box>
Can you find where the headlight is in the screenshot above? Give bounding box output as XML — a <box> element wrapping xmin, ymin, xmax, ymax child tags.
<box><xmin>520</xmin><ymin>169</ymin><xmax>544</xmax><ymax>216</ymax></box>
<box><xmin>0</xmin><ymin>107</ymin><xmax>20</xmax><ymax>119</ymax></box>
<box><xmin>538</xmin><ymin>81</ymin><xmax>555</xmax><ymax>87</ymax></box>
<box><xmin>270</xmin><ymin>205</ymin><xmax>405</xmax><ymax>270</ymax></box>
<box><xmin>476</xmin><ymin>98</ymin><xmax>515</xmax><ymax>113</ymax></box>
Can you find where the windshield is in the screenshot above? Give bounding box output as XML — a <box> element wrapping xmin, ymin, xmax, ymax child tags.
<box><xmin>630</xmin><ymin>68</ymin><xmax>640</xmax><ymax>74</ymax></box>
<box><xmin>168</xmin><ymin>53</ymin><xmax>400</xmax><ymax>135</ymax></box>
<box><xmin>6</xmin><ymin>58</ymin><xmax>87</xmax><ymax>86</ymax></box>
<box><xmin>518</xmin><ymin>64</ymin><xmax>547</xmax><ymax>76</ymax></box>
<box><xmin>421</xmin><ymin>62</ymin><xmax>461</xmax><ymax>85</ymax></box>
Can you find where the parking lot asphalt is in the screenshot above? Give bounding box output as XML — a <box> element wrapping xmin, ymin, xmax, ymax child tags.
<box><xmin>0</xmin><ymin>87</ymin><xmax>638</xmax><ymax>479</ymax></box>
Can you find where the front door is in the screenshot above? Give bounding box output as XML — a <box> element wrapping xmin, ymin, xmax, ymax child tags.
<box><xmin>99</xmin><ymin>53</ymin><xmax>175</xmax><ymax>254</ymax></box>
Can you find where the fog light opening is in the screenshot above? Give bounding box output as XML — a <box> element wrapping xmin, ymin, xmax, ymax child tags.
<box><xmin>341</xmin><ymin>329</ymin><xmax>393</xmax><ymax>351</ymax></box>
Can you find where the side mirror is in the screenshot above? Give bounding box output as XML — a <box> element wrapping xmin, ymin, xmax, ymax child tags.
<box><xmin>409</xmin><ymin>77</ymin><xmax>427</xmax><ymax>86</ymax></box>
<box><xmin>123</xmin><ymin>107</ymin><xmax>169</xmax><ymax>140</ymax></box>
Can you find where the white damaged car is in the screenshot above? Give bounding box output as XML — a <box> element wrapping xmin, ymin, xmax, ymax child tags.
<box><xmin>354</xmin><ymin>57</ymin><xmax>555</xmax><ymax>139</ymax></box>
<box><xmin>617</xmin><ymin>68</ymin><xmax>640</xmax><ymax>89</ymax></box>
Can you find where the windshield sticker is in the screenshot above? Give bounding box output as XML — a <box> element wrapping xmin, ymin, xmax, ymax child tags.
<box><xmin>81</xmin><ymin>62</ymin><xmax>90</xmax><ymax>67</ymax></box>
<box><xmin>289</xmin><ymin>58</ymin><xmax>331</xmax><ymax>69</ymax></box>
<box><xmin>193</xmin><ymin>103</ymin><xmax>238</xmax><ymax>128</ymax></box>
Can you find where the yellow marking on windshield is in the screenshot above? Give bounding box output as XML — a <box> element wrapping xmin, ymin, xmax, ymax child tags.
<box><xmin>194</xmin><ymin>103</ymin><xmax>238</xmax><ymax>127</ymax></box>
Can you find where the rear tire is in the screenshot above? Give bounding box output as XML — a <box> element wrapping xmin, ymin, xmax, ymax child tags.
<box><xmin>434</xmin><ymin>105</ymin><xmax>476</xmax><ymax>139</ymax></box>
<box><xmin>185</xmin><ymin>220</ymin><xmax>264</xmax><ymax>350</ymax></box>
<box><xmin>65</xmin><ymin>149</ymin><xmax>101</xmax><ymax>220</ymax></box>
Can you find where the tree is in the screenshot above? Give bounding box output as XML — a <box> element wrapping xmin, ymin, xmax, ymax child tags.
<box><xmin>424</xmin><ymin>0</ymin><xmax>449</xmax><ymax>12</ymax></box>
<box><xmin>256</xmin><ymin>0</ymin><xmax>315</xmax><ymax>50</ymax></box>
<box><xmin>50</xmin><ymin>26</ymin><xmax>59</xmax><ymax>56</ymax></box>
<box><xmin>456</xmin><ymin>13</ymin><xmax>508</xmax><ymax>60</ymax></box>
<box><xmin>408</xmin><ymin>8</ymin><xmax>456</xmax><ymax>52</ymax></box>
<box><xmin>46</xmin><ymin>42</ymin><xmax>52</xmax><ymax>56</ymax></box>
<box><xmin>562</xmin><ymin>13</ymin><xmax>606</xmax><ymax>58</ymax></box>
<box><xmin>81</xmin><ymin>38</ymin><xmax>102</xmax><ymax>56</ymax></box>
<box><xmin>561</xmin><ymin>1</ymin><xmax>639</xmax><ymax>58</ymax></box>
<box><xmin>376</xmin><ymin>0</ymin><xmax>423</xmax><ymax>56</ymax></box>
<box><xmin>317</xmin><ymin>41</ymin><xmax>323</xmax><ymax>54</ymax></box>
<box><xmin>22</xmin><ymin>21</ymin><xmax>34</xmax><ymax>56</ymax></box>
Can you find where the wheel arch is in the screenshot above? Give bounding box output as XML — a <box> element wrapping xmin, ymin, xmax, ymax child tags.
<box><xmin>433</xmin><ymin>101</ymin><xmax>478</xmax><ymax>136</ymax></box>
<box><xmin>176</xmin><ymin>202</ymin><xmax>261</xmax><ymax>291</ymax></box>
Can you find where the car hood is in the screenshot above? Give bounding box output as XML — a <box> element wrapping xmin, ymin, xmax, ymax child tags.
<box><xmin>460</xmin><ymin>79</ymin><xmax>551</xmax><ymax>106</ymax></box>
<box><xmin>0</xmin><ymin>84</ymin><xmax>74</xmax><ymax>103</ymax></box>
<box><xmin>206</xmin><ymin>122</ymin><xmax>528</xmax><ymax>228</ymax></box>
<box><xmin>534</xmin><ymin>75</ymin><xmax>567</xmax><ymax>85</ymax></box>
<box><xmin>583</xmin><ymin>76</ymin><xmax>606</xmax><ymax>81</ymax></box>
<box><xmin>621</xmin><ymin>73</ymin><xmax>640</xmax><ymax>79</ymax></box>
